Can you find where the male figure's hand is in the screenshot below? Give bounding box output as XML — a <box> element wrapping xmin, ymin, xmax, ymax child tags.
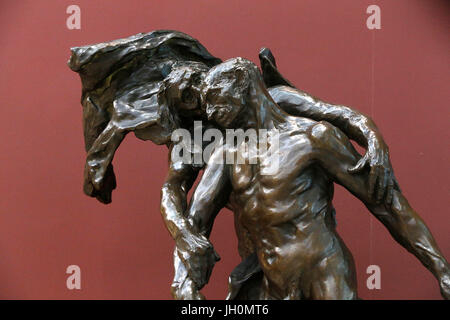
<box><xmin>171</xmin><ymin>262</ymin><xmax>206</xmax><ymax>300</ymax></box>
<box><xmin>176</xmin><ymin>229</ymin><xmax>220</xmax><ymax>289</ymax></box>
<box><xmin>348</xmin><ymin>136</ymin><xmax>399</xmax><ymax>205</ymax></box>
<box><xmin>439</xmin><ymin>272</ymin><xmax>450</xmax><ymax>300</ymax></box>
<box><xmin>171</xmin><ymin>279</ymin><xmax>206</xmax><ymax>300</ymax></box>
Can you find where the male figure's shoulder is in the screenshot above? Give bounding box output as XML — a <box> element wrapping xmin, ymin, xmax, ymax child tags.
<box><xmin>284</xmin><ymin>117</ymin><xmax>343</xmax><ymax>149</ymax></box>
<box><xmin>284</xmin><ymin>115</ymin><xmax>318</xmax><ymax>135</ymax></box>
<box><xmin>307</xmin><ymin>120</ymin><xmax>349</xmax><ymax>155</ymax></box>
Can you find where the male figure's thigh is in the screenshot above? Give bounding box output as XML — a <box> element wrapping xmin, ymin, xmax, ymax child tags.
<box><xmin>303</xmin><ymin>237</ymin><xmax>358</xmax><ymax>300</ymax></box>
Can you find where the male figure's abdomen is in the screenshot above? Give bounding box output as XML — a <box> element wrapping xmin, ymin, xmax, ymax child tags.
<box><xmin>254</xmin><ymin>207</ymin><xmax>358</xmax><ymax>300</ymax></box>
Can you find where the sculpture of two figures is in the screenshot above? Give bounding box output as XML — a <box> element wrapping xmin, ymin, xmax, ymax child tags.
<box><xmin>68</xmin><ymin>30</ymin><xmax>449</xmax><ymax>299</ymax></box>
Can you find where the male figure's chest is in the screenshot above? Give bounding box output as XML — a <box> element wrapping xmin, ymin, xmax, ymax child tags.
<box><xmin>229</xmin><ymin>132</ymin><xmax>314</xmax><ymax>194</ymax></box>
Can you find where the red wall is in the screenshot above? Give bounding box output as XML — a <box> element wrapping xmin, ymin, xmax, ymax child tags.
<box><xmin>0</xmin><ymin>0</ymin><xmax>448</xmax><ymax>299</ymax></box>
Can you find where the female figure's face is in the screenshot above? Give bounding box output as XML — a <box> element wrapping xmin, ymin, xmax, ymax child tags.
<box><xmin>165</xmin><ymin>66</ymin><xmax>205</xmax><ymax>118</ymax></box>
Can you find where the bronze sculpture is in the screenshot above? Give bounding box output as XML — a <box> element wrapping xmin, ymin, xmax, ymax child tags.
<box><xmin>68</xmin><ymin>30</ymin><xmax>449</xmax><ymax>299</ymax></box>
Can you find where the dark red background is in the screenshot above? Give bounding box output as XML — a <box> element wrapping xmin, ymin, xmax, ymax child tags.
<box><xmin>0</xmin><ymin>0</ymin><xmax>448</xmax><ymax>299</ymax></box>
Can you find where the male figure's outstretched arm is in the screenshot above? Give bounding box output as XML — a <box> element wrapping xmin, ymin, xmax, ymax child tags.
<box><xmin>310</xmin><ymin>121</ymin><xmax>450</xmax><ymax>299</ymax></box>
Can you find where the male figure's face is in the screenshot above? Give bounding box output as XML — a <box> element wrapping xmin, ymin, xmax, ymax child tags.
<box><xmin>202</xmin><ymin>82</ymin><xmax>246</xmax><ymax>129</ymax></box>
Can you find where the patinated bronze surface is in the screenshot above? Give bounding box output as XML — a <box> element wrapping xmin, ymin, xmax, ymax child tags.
<box><xmin>68</xmin><ymin>30</ymin><xmax>449</xmax><ymax>300</ymax></box>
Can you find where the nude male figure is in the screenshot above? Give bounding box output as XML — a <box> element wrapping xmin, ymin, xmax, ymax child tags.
<box><xmin>162</xmin><ymin>50</ymin><xmax>401</xmax><ymax>299</ymax></box>
<box><xmin>68</xmin><ymin>31</ymin><xmax>410</xmax><ymax>299</ymax></box>
<box><xmin>181</xmin><ymin>57</ymin><xmax>450</xmax><ymax>299</ymax></box>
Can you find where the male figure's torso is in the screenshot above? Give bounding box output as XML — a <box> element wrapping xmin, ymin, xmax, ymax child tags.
<box><xmin>226</xmin><ymin>117</ymin><xmax>356</xmax><ymax>299</ymax></box>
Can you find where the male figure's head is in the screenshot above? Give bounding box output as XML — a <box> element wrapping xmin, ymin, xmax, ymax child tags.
<box><xmin>201</xmin><ymin>58</ymin><xmax>266</xmax><ymax>129</ymax></box>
